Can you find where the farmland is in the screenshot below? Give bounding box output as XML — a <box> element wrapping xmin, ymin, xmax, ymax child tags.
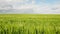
<box><xmin>0</xmin><ymin>14</ymin><xmax>60</xmax><ymax>34</ymax></box>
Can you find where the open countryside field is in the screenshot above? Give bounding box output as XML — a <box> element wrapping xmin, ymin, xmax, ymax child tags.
<box><xmin>0</xmin><ymin>14</ymin><xmax>60</xmax><ymax>34</ymax></box>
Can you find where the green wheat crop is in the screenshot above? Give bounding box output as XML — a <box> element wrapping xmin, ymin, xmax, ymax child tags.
<box><xmin>0</xmin><ymin>14</ymin><xmax>60</xmax><ymax>34</ymax></box>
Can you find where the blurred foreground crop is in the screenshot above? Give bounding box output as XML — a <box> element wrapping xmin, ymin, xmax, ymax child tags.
<box><xmin>0</xmin><ymin>14</ymin><xmax>60</xmax><ymax>34</ymax></box>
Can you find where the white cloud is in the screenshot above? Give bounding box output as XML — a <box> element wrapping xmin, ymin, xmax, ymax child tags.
<box><xmin>0</xmin><ymin>0</ymin><xmax>27</xmax><ymax>2</ymax></box>
<box><xmin>0</xmin><ymin>0</ymin><xmax>60</xmax><ymax>14</ymax></box>
<box><xmin>0</xmin><ymin>0</ymin><xmax>32</xmax><ymax>9</ymax></box>
<box><xmin>13</xmin><ymin>4</ymin><xmax>33</xmax><ymax>9</ymax></box>
<box><xmin>33</xmin><ymin>4</ymin><xmax>60</xmax><ymax>14</ymax></box>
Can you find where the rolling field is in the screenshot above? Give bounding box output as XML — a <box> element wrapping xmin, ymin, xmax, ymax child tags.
<box><xmin>0</xmin><ymin>14</ymin><xmax>60</xmax><ymax>34</ymax></box>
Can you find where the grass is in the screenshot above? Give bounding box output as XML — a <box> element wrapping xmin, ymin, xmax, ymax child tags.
<box><xmin>0</xmin><ymin>14</ymin><xmax>60</xmax><ymax>34</ymax></box>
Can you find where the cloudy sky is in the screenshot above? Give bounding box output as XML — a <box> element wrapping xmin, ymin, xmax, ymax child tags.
<box><xmin>0</xmin><ymin>0</ymin><xmax>60</xmax><ymax>14</ymax></box>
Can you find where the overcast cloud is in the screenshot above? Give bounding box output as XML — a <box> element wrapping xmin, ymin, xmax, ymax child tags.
<box><xmin>0</xmin><ymin>0</ymin><xmax>60</xmax><ymax>14</ymax></box>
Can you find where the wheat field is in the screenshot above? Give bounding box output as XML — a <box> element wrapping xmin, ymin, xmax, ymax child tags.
<box><xmin>0</xmin><ymin>14</ymin><xmax>60</xmax><ymax>34</ymax></box>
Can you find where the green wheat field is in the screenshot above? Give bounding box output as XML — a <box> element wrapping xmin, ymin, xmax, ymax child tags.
<box><xmin>0</xmin><ymin>14</ymin><xmax>60</xmax><ymax>34</ymax></box>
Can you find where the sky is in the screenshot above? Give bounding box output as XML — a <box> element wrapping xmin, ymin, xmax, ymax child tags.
<box><xmin>0</xmin><ymin>0</ymin><xmax>60</xmax><ymax>14</ymax></box>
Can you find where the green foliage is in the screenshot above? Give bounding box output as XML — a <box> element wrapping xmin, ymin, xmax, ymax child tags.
<box><xmin>0</xmin><ymin>14</ymin><xmax>60</xmax><ymax>34</ymax></box>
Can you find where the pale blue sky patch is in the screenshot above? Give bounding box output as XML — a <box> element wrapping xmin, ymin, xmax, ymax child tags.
<box><xmin>34</xmin><ymin>0</ymin><xmax>60</xmax><ymax>5</ymax></box>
